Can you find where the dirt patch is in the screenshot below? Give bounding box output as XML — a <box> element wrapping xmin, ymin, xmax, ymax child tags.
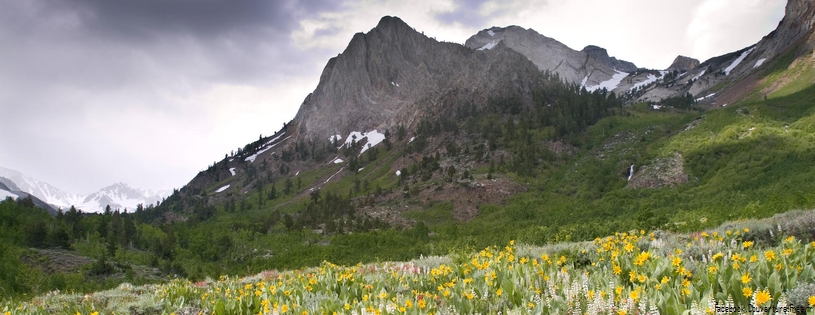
<box><xmin>715</xmin><ymin>71</ymin><xmax>762</xmax><ymax>107</ymax></box>
<box><xmin>626</xmin><ymin>152</ymin><xmax>689</xmax><ymax>189</ymax></box>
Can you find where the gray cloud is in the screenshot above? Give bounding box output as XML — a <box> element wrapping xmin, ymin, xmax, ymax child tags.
<box><xmin>0</xmin><ymin>0</ymin><xmax>340</xmax><ymax>192</ymax></box>
<box><xmin>434</xmin><ymin>0</ymin><xmax>493</xmax><ymax>28</ymax></box>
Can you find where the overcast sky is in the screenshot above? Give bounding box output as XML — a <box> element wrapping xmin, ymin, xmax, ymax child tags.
<box><xmin>0</xmin><ymin>0</ymin><xmax>786</xmax><ymax>194</ymax></box>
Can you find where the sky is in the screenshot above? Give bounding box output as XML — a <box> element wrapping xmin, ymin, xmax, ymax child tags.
<box><xmin>0</xmin><ymin>0</ymin><xmax>786</xmax><ymax>194</ymax></box>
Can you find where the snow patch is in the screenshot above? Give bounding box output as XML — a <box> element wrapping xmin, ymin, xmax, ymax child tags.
<box><xmin>409</xmin><ymin>136</ymin><xmax>415</xmax><ymax>143</ymax></box>
<box><xmin>487</xmin><ymin>30</ymin><xmax>495</xmax><ymax>36</ymax></box>
<box><xmin>330</xmin><ymin>134</ymin><xmax>342</xmax><ymax>143</ymax></box>
<box><xmin>395</xmin><ymin>170</ymin><xmax>401</xmax><ymax>176</ymax></box>
<box><xmin>724</xmin><ymin>47</ymin><xmax>755</xmax><ymax>76</ymax></box>
<box><xmin>229</xmin><ymin>168</ymin><xmax>236</xmax><ymax>176</ymax></box>
<box><xmin>324</xmin><ymin>167</ymin><xmax>344</xmax><ymax>184</ymax></box>
<box><xmin>263</xmin><ymin>132</ymin><xmax>286</xmax><ymax>146</ymax></box>
<box><xmin>652</xmin><ymin>105</ymin><xmax>662</xmax><ymax>110</ymax></box>
<box><xmin>333</xmin><ymin>158</ymin><xmax>344</xmax><ymax>164</ymax></box>
<box><xmin>295</xmin><ymin>170</ymin><xmax>300</xmax><ymax>176</ymax></box>
<box><xmin>691</xmin><ymin>70</ymin><xmax>706</xmax><ymax>81</ymax></box>
<box><xmin>477</xmin><ymin>40</ymin><xmax>499</xmax><ymax>50</ymax></box>
<box><xmin>629</xmin><ymin>74</ymin><xmax>659</xmax><ymax>91</ymax></box>
<box><xmin>754</xmin><ymin>58</ymin><xmax>766</xmax><ymax>68</ymax></box>
<box><xmin>245</xmin><ymin>135</ymin><xmax>290</xmax><ymax>163</ymax></box>
<box><xmin>580</xmin><ymin>76</ymin><xmax>588</xmax><ymax>88</ymax></box>
<box><xmin>390</xmin><ymin>81</ymin><xmax>400</xmax><ymax>87</ymax></box>
<box><xmin>585</xmin><ymin>71</ymin><xmax>629</xmax><ymax>92</ymax></box>
<box><xmin>695</xmin><ymin>93</ymin><xmax>716</xmax><ymax>102</ymax></box>
<box><xmin>215</xmin><ymin>185</ymin><xmax>230</xmax><ymax>193</ymax></box>
<box><xmin>343</xmin><ymin>130</ymin><xmax>386</xmax><ymax>155</ymax></box>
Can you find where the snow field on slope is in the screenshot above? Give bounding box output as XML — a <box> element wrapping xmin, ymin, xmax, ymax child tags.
<box><xmin>585</xmin><ymin>71</ymin><xmax>629</xmax><ymax>92</ymax></box>
<box><xmin>477</xmin><ymin>40</ymin><xmax>499</xmax><ymax>50</ymax></box>
<box><xmin>724</xmin><ymin>47</ymin><xmax>755</xmax><ymax>76</ymax></box>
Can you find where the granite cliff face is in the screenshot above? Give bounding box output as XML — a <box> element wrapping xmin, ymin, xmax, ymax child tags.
<box><xmin>464</xmin><ymin>26</ymin><xmax>637</xmax><ymax>87</ymax></box>
<box><xmin>292</xmin><ymin>17</ymin><xmax>543</xmax><ymax>141</ymax></box>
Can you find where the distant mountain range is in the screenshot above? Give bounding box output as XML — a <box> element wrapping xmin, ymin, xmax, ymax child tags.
<box><xmin>0</xmin><ymin>167</ymin><xmax>172</xmax><ymax>213</ymax></box>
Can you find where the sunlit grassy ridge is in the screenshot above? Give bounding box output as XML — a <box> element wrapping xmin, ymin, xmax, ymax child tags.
<box><xmin>5</xmin><ymin>210</ymin><xmax>815</xmax><ymax>315</ymax></box>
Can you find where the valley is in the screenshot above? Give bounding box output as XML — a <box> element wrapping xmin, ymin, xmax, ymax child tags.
<box><xmin>3</xmin><ymin>0</ymin><xmax>815</xmax><ymax>314</ymax></box>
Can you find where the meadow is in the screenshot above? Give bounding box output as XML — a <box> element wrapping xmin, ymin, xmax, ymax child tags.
<box><xmin>4</xmin><ymin>210</ymin><xmax>814</xmax><ymax>314</ymax></box>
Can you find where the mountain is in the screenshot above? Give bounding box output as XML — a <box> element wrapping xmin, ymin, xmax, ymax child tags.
<box><xmin>78</xmin><ymin>182</ymin><xmax>172</xmax><ymax>213</ymax></box>
<box><xmin>0</xmin><ymin>167</ymin><xmax>171</xmax><ymax>213</ymax></box>
<box><xmin>291</xmin><ymin>16</ymin><xmax>545</xmax><ymax>142</ymax></box>
<box><xmin>464</xmin><ymin>26</ymin><xmax>637</xmax><ymax>89</ymax></box>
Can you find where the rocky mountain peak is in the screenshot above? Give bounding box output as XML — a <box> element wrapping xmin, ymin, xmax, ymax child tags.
<box><xmin>665</xmin><ymin>55</ymin><xmax>700</xmax><ymax>72</ymax></box>
<box><xmin>292</xmin><ymin>17</ymin><xmax>543</xmax><ymax>142</ymax></box>
<box><xmin>582</xmin><ymin>45</ymin><xmax>638</xmax><ymax>72</ymax></box>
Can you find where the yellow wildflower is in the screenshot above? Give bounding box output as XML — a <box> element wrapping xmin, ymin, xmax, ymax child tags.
<box><xmin>754</xmin><ymin>289</ymin><xmax>771</xmax><ymax>307</ymax></box>
<box><xmin>637</xmin><ymin>274</ymin><xmax>647</xmax><ymax>283</ymax></box>
<box><xmin>630</xmin><ymin>289</ymin><xmax>640</xmax><ymax>302</ymax></box>
<box><xmin>741</xmin><ymin>273</ymin><xmax>751</xmax><ymax>284</ymax></box>
<box><xmin>765</xmin><ymin>250</ymin><xmax>776</xmax><ymax>261</ymax></box>
<box><xmin>808</xmin><ymin>295</ymin><xmax>815</xmax><ymax>307</ymax></box>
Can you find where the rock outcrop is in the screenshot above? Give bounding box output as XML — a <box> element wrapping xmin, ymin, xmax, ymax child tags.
<box><xmin>626</xmin><ymin>153</ymin><xmax>689</xmax><ymax>189</ymax></box>
<box><xmin>666</xmin><ymin>55</ymin><xmax>700</xmax><ymax>72</ymax></box>
<box><xmin>582</xmin><ymin>45</ymin><xmax>638</xmax><ymax>72</ymax></box>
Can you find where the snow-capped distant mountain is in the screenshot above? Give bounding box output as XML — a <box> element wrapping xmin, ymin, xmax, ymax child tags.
<box><xmin>0</xmin><ymin>167</ymin><xmax>83</xmax><ymax>209</ymax></box>
<box><xmin>78</xmin><ymin>182</ymin><xmax>172</xmax><ymax>213</ymax></box>
<box><xmin>0</xmin><ymin>167</ymin><xmax>172</xmax><ymax>213</ymax></box>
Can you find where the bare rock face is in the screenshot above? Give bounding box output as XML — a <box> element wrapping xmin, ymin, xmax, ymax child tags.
<box><xmin>666</xmin><ymin>55</ymin><xmax>700</xmax><ymax>72</ymax></box>
<box><xmin>292</xmin><ymin>17</ymin><xmax>543</xmax><ymax>141</ymax></box>
<box><xmin>465</xmin><ymin>26</ymin><xmax>637</xmax><ymax>88</ymax></box>
<box><xmin>582</xmin><ymin>45</ymin><xmax>638</xmax><ymax>72</ymax></box>
<box><xmin>626</xmin><ymin>153</ymin><xmax>689</xmax><ymax>189</ymax></box>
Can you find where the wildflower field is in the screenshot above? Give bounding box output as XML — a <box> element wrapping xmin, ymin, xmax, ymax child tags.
<box><xmin>4</xmin><ymin>211</ymin><xmax>815</xmax><ymax>315</ymax></box>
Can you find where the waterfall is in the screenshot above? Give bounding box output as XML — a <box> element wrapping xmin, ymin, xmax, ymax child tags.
<box><xmin>627</xmin><ymin>164</ymin><xmax>634</xmax><ymax>181</ymax></box>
